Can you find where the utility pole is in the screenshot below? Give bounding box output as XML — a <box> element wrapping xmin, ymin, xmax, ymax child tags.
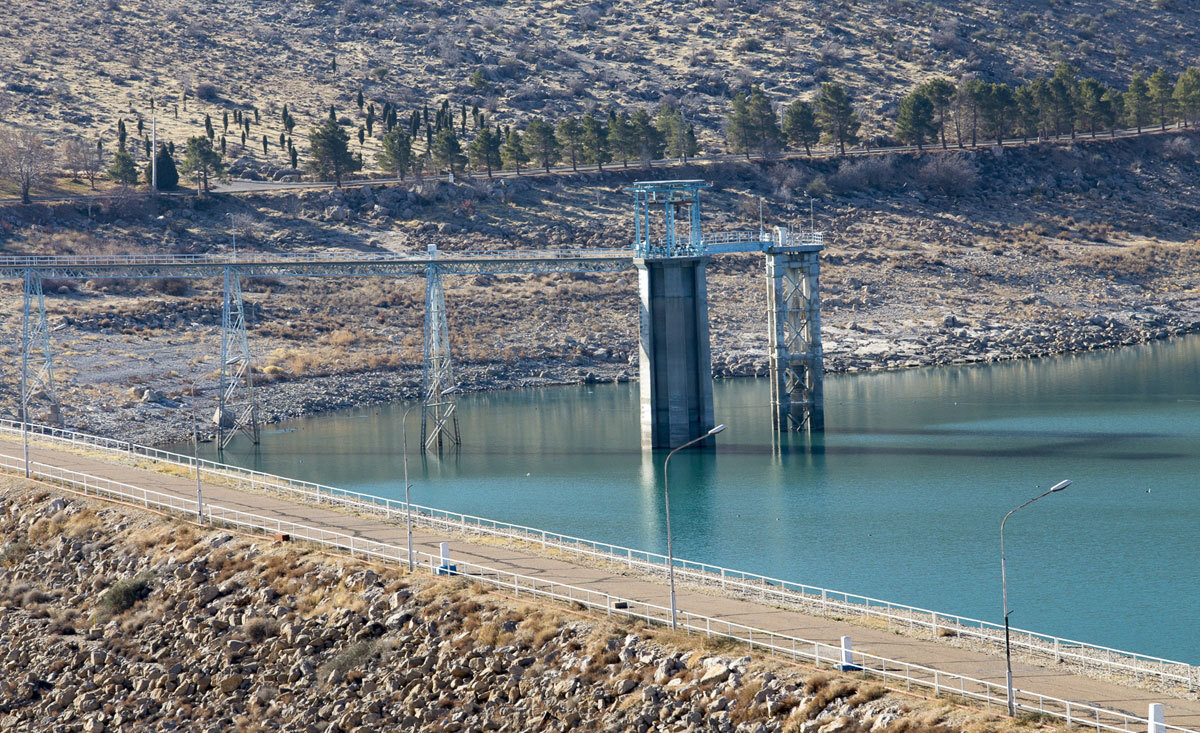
<box><xmin>151</xmin><ymin>98</ymin><xmax>158</xmax><ymax>193</ymax></box>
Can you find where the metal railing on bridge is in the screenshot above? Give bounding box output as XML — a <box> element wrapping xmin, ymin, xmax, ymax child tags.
<box><xmin>0</xmin><ymin>446</ymin><xmax>1191</xmax><ymax>733</ymax></box>
<box><xmin>1</xmin><ymin>419</ymin><xmax>1194</xmax><ymax>697</ymax></box>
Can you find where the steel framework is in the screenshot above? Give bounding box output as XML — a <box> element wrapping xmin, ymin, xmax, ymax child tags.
<box><xmin>420</xmin><ymin>257</ymin><xmax>459</xmax><ymax>451</ymax></box>
<box><xmin>2</xmin><ymin>201</ymin><xmax>828</xmax><ymax>449</ymax></box>
<box><xmin>216</xmin><ymin>268</ymin><xmax>259</xmax><ymax>448</ymax></box>
<box><xmin>20</xmin><ymin>270</ymin><xmax>60</xmax><ymax>426</ymax></box>
<box><xmin>766</xmin><ymin>230</ymin><xmax>824</xmax><ymax>432</ymax></box>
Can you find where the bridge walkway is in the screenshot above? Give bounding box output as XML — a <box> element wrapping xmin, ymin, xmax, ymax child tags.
<box><xmin>2</xmin><ymin>435</ymin><xmax>1198</xmax><ymax>729</ymax></box>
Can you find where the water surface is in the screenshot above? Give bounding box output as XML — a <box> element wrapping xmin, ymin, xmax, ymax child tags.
<box><xmin>180</xmin><ymin>336</ymin><xmax>1200</xmax><ymax>662</ymax></box>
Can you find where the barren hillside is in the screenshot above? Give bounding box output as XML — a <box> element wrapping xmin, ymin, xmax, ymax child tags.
<box><xmin>1</xmin><ymin>0</ymin><xmax>1197</xmax><ymax>162</ymax></box>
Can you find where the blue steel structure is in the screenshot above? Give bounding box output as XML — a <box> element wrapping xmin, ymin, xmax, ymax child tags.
<box><xmin>0</xmin><ymin>180</ymin><xmax>825</xmax><ymax>450</ymax></box>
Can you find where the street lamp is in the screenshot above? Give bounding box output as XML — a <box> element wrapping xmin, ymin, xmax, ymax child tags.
<box><xmin>227</xmin><ymin>213</ymin><xmax>236</xmax><ymax>259</ymax></box>
<box><xmin>1001</xmin><ymin>478</ymin><xmax>1071</xmax><ymax>716</ymax></box>
<box><xmin>663</xmin><ymin>423</ymin><xmax>726</xmax><ymax>630</ymax></box>
<box><xmin>401</xmin><ymin>386</ymin><xmax>459</xmax><ymax>571</ymax></box>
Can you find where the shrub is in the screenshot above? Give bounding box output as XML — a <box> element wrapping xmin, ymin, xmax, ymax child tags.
<box><xmin>1</xmin><ymin>540</ymin><xmax>31</xmax><ymax>567</ymax></box>
<box><xmin>243</xmin><ymin>617</ymin><xmax>280</xmax><ymax>643</ymax></box>
<box><xmin>917</xmin><ymin>155</ymin><xmax>978</xmax><ymax>196</ymax></box>
<box><xmin>194</xmin><ymin>82</ymin><xmax>219</xmax><ymax>101</ymax></box>
<box><xmin>1163</xmin><ymin>136</ymin><xmax>1194</xmax><ymax>160</ymax></box>
<box><xmin>830</xmin><ymin>155</ymin><xmax>898</xmax><ymax>193</ymax></box>
<box><xmin>97</xmin><ymin>571</ymin><xmax>154</xmax><ymax>619</ymax></box>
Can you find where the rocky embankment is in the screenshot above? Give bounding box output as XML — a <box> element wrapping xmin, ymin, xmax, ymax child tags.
<box><xmin>0</xmin><ymin>480</ymin><xmax>1021</xmax><ymax>733</ymax></box>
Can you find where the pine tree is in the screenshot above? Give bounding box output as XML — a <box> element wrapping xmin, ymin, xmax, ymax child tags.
<box><xmin>1175</xmin><ymin>68</ymin><xmax>1200</xmax><ymax>128</ymax></box>
<box><xmin>607</xmin><ymin>110</ymin><xmax>635</xmax><ymax>168</ymax></box>
<box><xmin>1148</xmin><ymin>67</ymin><xmax>1175</xmax><ymax>130</ymax></box>
<box><xmin>1013</xmin><ymin>85</ymin><xmax>1040</xmax><ymax>143</ymax></box>
<box><xmin>917</xmin><ymin>78</ymin><xmax>955</xmax><ymax>149</ymax></box>
<box><xmin>1126</xmin><ymin>73</ymin><xmax>1152</xmax><ymax>133</ymax></box>
<box><xmin>468</xmin><ymin>125</ymin><xmax>502</xmax><ymax>177</ymax></box>
<box><xmin>782</xmin><ymin>99</ymin><xmax>820</xmax><ymax>155</ymax></box>
<box><xmin>1050</xmin><ymin>63</ymin><xmax>1078</xmax><ymax>138</ymax></box>
<box><xmin>726</xmin><ymin>91</ymin><xmax>753</xmax><ymax>159</ymax></box>
<box><xmin>501</xmin><ymin>129</ymin><xmax>529</xmax><ymax>173</ymax></box>
<box><xmin>525</xmin><ymin>117</ymin><xmax>559</xmax><ymax>173</ymax></box>
<box><xmin>815</xmin><ymin>83</ymin><xmax>859</xmax><ymax>155</ymax></box>
<box><xmin>307</xmin><ymin>117</ymin><xmax>360</xmax><ymax>185</ymax></box>
<box><xmin>654</xmin><ymin>106</ymin><xmax>693</xmax><ymax>161</ymax></box>
<box><xmin>430</xmin><ymin>128</ymin><xmax>465</xmax><ymax>174</ymax></box>
<box><xmin>580</xmin><ymin>114</ymin><xmax>609</xmax><ymax>171</ymax></box>
<box><xmin>107</xmin><ymin>150</ymin><xmax>138</xmax><ymax>186</ymax></box>
<box><xmin>978</xmin><ymin>83</ymin><xmax>1015</xmax><ymax>145</ymax></box>
<box><xmin>557</xmin><ymin>117</ymin><xmax>583</xmax><ymax>171</ymax></box>
<box><xmin>628</xmin><ymin>108</ymin><xmax>664</xmax><ymax>167</ymax></box>
<box><xmin>1076</xmin><ymin>78</ymin><xmax>1106</xmax><ymax>137</ymax></box>
<box><xmin>746</xmin><ymin>86</ymin><xmax>782</xmax><ymax>159</ymax></box>
<box><xmin>179</xmin><ymin>136</ymin><xmax>224</xmax><ymax>192</ymax></box>
<box><xmin>377</xmin><ymin>128</ymin><xmax>414</xmax><ymax>179</ymax></box>
<box><xmin>895</xmin><ymin>90</ymin><xmax>937</xmax><ymax>150</ymax></box>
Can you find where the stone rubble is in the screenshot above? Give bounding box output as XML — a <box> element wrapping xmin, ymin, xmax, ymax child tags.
<box><xmin>0</xmin><ymin>483</ymin><xmax>1012</xmax><ymax>733</ymax></box>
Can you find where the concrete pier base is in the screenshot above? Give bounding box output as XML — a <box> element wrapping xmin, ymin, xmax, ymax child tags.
<box><xmin>766</xmin><ymin>240</ymin><xmax>824</xmax><ymax>432</ymax></box>
<box><xmin>636</xmin><ymin>257</ymin><xmax>716</xmax><ymax>450</ymax></box>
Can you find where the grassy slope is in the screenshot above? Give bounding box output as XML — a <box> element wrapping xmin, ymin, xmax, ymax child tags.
<box><xmin>0</xmin><ymin>0</ymin><xmax>1196</xmax><ymax>169</ymax></box>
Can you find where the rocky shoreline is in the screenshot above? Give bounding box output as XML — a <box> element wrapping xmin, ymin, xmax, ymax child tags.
<box><xmin>0</xmin><ymin>481</ymin><xmax>1018</xmax><ymax>733</ymax></box>
<box><xmin>67</xmin><ymin>309</ymin><xmax>1200</xmax><ymax>448</ymax></box>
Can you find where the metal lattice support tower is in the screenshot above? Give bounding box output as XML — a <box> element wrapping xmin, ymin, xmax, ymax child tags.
<box><xmin>20</xmin><ymin>270</ymin><xmax>61</xmax><ymax>425</ymax></box>
<box><xmin>420</xmin><ymin>257</ymin><xmax>459</xmax><ymax>452</ymax></box>
<box><xmin>766</xmin><ymin>229</ymin><xmax>824</xmax><ymax>432</ymax></box>
<box><xmin>216</xmin><ymin>267</ymin><xmax>259</xmax><ymax>448</ymax></box>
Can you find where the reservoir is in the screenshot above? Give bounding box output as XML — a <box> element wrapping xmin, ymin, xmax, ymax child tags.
<box><xmin>180</xmin><ymin>335</ymin><xmax>1200</xmax><ymax>663</ymax></box>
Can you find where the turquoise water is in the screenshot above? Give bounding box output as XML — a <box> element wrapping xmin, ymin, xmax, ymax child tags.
<box><xmin>180</xmin><ymin>336</ymin><xmax>1200</xmax><ymax>663</ymax></box>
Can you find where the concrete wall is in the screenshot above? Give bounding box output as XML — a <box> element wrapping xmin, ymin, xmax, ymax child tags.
<box><xmin>636</xmin><ymin>257</ymin><xmax>716</xmax><ymax>450</ymax></box>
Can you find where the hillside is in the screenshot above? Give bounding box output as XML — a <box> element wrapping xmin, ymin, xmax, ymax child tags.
<box><xmin>1</xmin><ymin>0</ymin><xmax>1197</xmax><ymax>172</ymax></box>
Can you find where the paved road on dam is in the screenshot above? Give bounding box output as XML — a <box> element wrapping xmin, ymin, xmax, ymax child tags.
<box><xmin>2</xmin><ymin>434</ymin><xmax>1198</xmax><ymax>729</ymax></box>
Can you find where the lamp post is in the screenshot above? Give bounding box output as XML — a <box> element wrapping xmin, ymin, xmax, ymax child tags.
<box><xmin>663</xmin><ymin>424</ymin><xmax>726</xmax><ymax>630</ymax></box>
<box><xmin>227</xmin><ymin>213</ymin><xmax>236</xmax><ymax>259</ymax></box>
<box><xmin>401</xmin><ymin>386</ymin><xmax>458</xmax><ymax>571</ymax></box>
<box><xmin>1001</xmin><ymin>478</ymin><xmax>1071</xmax><ymax>716</ymax></box>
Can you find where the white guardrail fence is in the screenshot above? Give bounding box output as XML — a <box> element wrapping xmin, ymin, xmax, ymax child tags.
<box><xmin>0</xmin><ymin>420</ymin><xmax>1195</xmax><ymax>729</ymax></box>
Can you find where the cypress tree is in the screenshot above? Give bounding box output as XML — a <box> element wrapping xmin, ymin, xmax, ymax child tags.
<box><xmin>366</xmin><ymin>105</ymin><xmax>375</xmax><ymax>136</ymax></box>
<box><xmin>356</xmin><ymin>90</ymin><xmax>364</xmax><ymax>110</ymax></box>
<box><xmin>117</xmin><ymin>119</ymin><xmax>127</xmax><ymax>152</ymax></box>
<box><xmin>358</xmin><ymin>127</ymin><xmax>365</xmax><ymax>148</ymax></box>
<box><xmin>144</xmin><ymin>136</ymin><xmax>151</xmax><ymax>158</ymax></box>
<box><xmin>223</xmin><ymin>111</ymin><xmax>229</xmax><ymax>132</ymax></box>
<box><xmin>137</xmin><ymin>118</ymin><xmax>144</xmax><ymax>136</ymax></box>
<box><xmin>262</xmin><ymin>135</ymin><xmax>268</xmax><ymax>155</ymax></box>
<box><xmin>279</xmin><ymin>132</ymin><xmax>286</xmax><ymax>149</ymax></box>
<box><xmin>220</xmin><ymin>135</ymin><xmax>226</xmax><ymax>154</ymax></box>
<box><xmin>205</xmin><ymin>114</ymin><xmax>214</xmax><ymax>141</ymax></box>
<box><xmin>289</xmin><ymin>145</ymin><xmax>298</xmax><ymax>170</ymax></box>
<box><xmin>146</xmin><ymin>144</ymin><xmax>179</xmax><ymax>190</ymax></box>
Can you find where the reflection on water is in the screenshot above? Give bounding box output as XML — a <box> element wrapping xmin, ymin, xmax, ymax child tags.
<box><xmin>176</xmin><ymin>335</ymin><xmax>1200</xmax><ymax>662</ymax></box>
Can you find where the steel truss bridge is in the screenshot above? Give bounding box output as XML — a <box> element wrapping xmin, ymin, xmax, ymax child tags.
<box><xmin>2</xmin><ymin>180</ymin><xmax>824</xmax><ymax>451</ymax></box>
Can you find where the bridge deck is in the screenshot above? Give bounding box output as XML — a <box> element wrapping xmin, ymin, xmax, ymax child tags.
<box><xmin>2</xmin><ymin>434</ymin><xmax>1197</xmax><ymax>730</ymax></box>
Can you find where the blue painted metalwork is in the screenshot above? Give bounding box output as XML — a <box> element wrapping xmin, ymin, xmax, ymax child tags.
<box><xmin>627</xmin><ymin>180</ymin><xmax>711</xmax><ymax>258</ymax></box>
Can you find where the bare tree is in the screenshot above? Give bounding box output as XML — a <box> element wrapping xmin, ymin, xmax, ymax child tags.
<box><xmin>63</xmin><ymin>137</ymin><xmax>104</xmax><ymax>190</ymax></box>
<box><xmin>0</xmin><ymin>129</ymin><xmax>55</xmax><ymax>204</ymax></box>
